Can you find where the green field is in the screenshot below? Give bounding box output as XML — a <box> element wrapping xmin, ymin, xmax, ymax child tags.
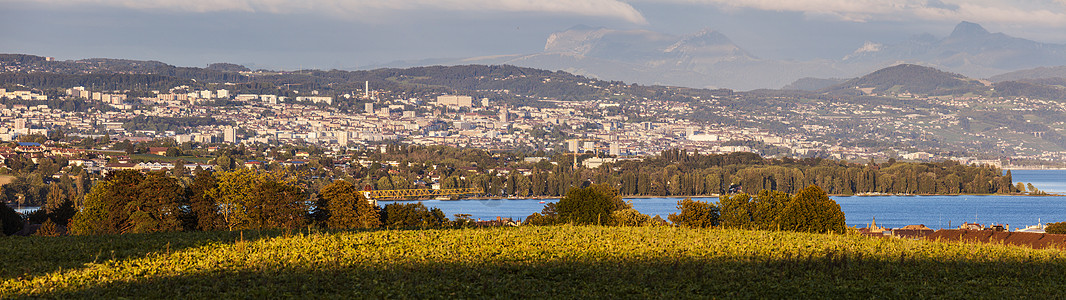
<box><xmin>2</xmin><ymin>226</ymin><xmax>1065</xmax><ymax>298</ymax></box>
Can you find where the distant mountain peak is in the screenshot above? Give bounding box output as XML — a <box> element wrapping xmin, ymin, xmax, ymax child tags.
<box><xmin>675</xmin><ymin>28</ymin><xmax>733</xmax><ymax>46</ymax></box>
<box><xmin>950</xmin><ymin>21</ymin><xmax>990</xmax><ymax>38</ymax></box>
<box><xmin>564</xmin><ymin>24</ymin><xmax>603</xmax><ymax>32</ymax></box>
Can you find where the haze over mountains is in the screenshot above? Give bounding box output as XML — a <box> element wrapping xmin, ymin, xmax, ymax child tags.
<box><xmin>369</xmin><ymin>22</ymin><xmax>1066</xmax><ymax>91</ymax></box>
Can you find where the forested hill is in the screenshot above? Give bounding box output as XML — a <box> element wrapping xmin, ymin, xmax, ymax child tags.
<box><xmin>823</xmin><ymin>64</ymin><xmax>989</xmax><ymax>96</ymax></box>
<box><xmin>0</xmin><ymin>54</ymin><xmax>735</xmax><ymax>107</ymax></box>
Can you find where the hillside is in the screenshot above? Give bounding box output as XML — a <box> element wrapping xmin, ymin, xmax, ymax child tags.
<box><xmin>823</xmin><ymin>64</ymin><xmax>989</xmax><ymax>96</ymax></box>
<box><xmin>2</xmin><ymin>226</ymin><xmax>1064</xmax><ymax>298</ymax></box>
<box><xmin>990</xmin><ymin>66</ymin><xmax>1066</xmax><ymax>82</ymax></box>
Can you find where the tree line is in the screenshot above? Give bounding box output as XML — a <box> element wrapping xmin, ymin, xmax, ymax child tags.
<box><xmin>363</xmin><ymin>147</ymin><xmax>1017</xmax><ymax>198</ymax></box>
<box><xmin>524</xmin><ymin>183</ymin><xmax>846</xmax><ymax>234</ymax></box>
<box><xmin>5</xmin><ymin>168</ymin><xmax>452</xmax><ymax>236</ymax></box>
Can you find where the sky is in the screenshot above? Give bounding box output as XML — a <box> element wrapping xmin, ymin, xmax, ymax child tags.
<box><xmin>2</xmin><ymin>0</ymin><xmax>1066</xmax><ymax>70</ymax></box>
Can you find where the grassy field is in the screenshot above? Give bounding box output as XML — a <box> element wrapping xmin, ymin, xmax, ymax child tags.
<box><xmin>2</xmin><ymin>226</ymin><xmax>1065</xmax><ymax>298</ymax></box>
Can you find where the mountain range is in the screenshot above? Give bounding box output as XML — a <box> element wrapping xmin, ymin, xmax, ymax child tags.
<box><xmin>366</xmin><ymin>22</ymin><xmax>1066</xmax><ymax>91</ymax></box>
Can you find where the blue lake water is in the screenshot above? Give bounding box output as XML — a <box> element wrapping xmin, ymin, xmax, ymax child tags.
<box><xmin>423</xmin><ymin>170</ymin><xmax>1066</xmax><ymax>229</ymax></box>
<box><xmin>1008</xmin><ymin>169</ymin><xmax>1066</xmax><ymax>194</ymax></box>
<box><xmin>421</xmin><ymin>195</ymin><xmax>1066</xmax><ymax>230</ymax></box>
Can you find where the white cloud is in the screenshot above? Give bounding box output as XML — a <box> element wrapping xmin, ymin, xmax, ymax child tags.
<box><xmin>7</xmin><ymin>0</ymin><xmax>647</xmax><ymax>24</ymax></box>
<box><xmin>638</xmin><ymin>0</ymin><xmax>1066</xmax><ymax>26</ymax></box>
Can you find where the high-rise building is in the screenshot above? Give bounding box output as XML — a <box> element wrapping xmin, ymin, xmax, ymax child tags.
<box><xmin>610</xmin><ymin>143</ymin><xmax>621</xmax><ymax>156</ymax></box>
<box><xmin>365</xmin><ymin>103</ymin><xmax>374</xmax><ymax>114</ymax></box>
<box><xmin>499</xmin><ymin>106</ymin><xmax>508</xmax><ymax>123</ymax></box>
<box><xmin>567</xmin><ymin>140</ymin><xmax>579</xmax><ymax>153</ymax></box>
<box><xmin>583</xmin><ymin>141</ymin><xmax>595</xmax><ymax>153</ymax></box>
<box><xmin>216</xmin><ymin>89</ymin><xmax>230</xmax><ymax>99</ymax></box>
<box><xmin>14</xmin><ymin>119</ymin><xmax>26</xmax><ymax>130</ymax></box>
<box><xmin>336</xmin><ymin>131</ymin><xmax>349</xmax><ymax>147</ymax></box>
<box><xmin>223</xmin><ymin>127</ymin><xmax>237</xmax><ymax>143</ymax></box>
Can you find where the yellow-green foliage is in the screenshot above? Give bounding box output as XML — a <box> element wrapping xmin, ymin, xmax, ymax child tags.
<box><xmin>668</xmin><ymin>198</ymin><xmax>719</xmax><ymax>228</ymax></box>
<box><xmin>2</xmin><ymin>226</ymin><xmax>1065</xmax><ymax>298</ymax></box>
<box><xmin>1048</xmin><ymin>222</ymin><xmax>1066</xmax><ymax>234</ymax></box>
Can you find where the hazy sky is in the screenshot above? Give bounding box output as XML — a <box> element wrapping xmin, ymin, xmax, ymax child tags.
<box><xmin>3</xmin><ymin>0</ymin><xmax>1065</xmax><ymax>70</ymax></box>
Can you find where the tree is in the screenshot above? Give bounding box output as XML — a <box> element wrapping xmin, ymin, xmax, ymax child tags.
<box><xmin>751</xmin><ymin>190</ymin><xmax>790</xmax><ymax>230</ymax></box>
<box><xmin>35</xmin><ymin>219</ymin><xmax>61</xmax><ymax>236</ymax></box>
<box><xmin>188</xmin><ymin>170</ymin><xmax>222</xmax><ymax>231</ymax></box>
<box><xmin>1046</xmin><ymin>222</ymin><xmax>1066</xmax><ymax>235</ymax></box>
<box><xmin>1</xmin><ymin>203</ymin><xmax>23</xmax><ymax>236</ymax></box>
<box><xmin>209</xmin><ymin>168</ymin><xmax>259</xmax><ymax>230</ymax></box>
<box><xmin>773</xmin><ymin>185</ymin><xmax>846</xmax><ymax>234</ymax></box>
<box><xmin>247</xmin><ymin>180</ymin><xmax>307</xmax><ymax>230</ymax></box>
<box><xmin>668</xmin><ymin>198</ymin><xmax>719</xmax><ymax>228</ymax></box>
<box><xmin>380</xmin><ymin>202</ymin><xmax>447</xmax><ymax>228</ymax></box>
<box><xmin>44</xmin><ymin>182</ymin><xmax>76</xmax><ymax>226</ymax></box>
<box><xmin>69</xmin><ymin>170</ymin><xmax>145</xmax><ymax>235</ymax></box>
<box><xmin>718</xmin><ymin>193</ymin><xmax>753</xmax><ymax>228</ymax></box>
<box><xmin>555</xmin><ymin>184</ymin><xmax>629</xmax><ymax>225</ymax></box>
<box><xmin>320</xmin><ymin>180</ymin><xmax>381</xmax><ymax>229</ymax></box>
<box><xmin>173</xmin><ymin>159</ymin><xmax>188</xmax><ymax>177</ymax></box>
<box><xmin>165</xmin><ymin>147</ymin><xmax>181</xmax><ymax>157</ymax></box>
<box><xmin>126</xmin><ymin>172</ymin><xmax>186</xmax><ymax>233</ymax></box>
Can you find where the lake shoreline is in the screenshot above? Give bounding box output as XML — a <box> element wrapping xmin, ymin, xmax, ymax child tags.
<box><xmin>461</xmin><ymin>193</ymin><xmax>1062</xmax><ymax>201</ymax></box>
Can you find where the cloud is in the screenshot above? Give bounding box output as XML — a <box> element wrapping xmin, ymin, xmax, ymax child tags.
<box><xmin>640</xmin><ymin>0</ymin><xmax>1066</xmax><ymax>26</ymax></box>
<box><xmin>6</xmin><ymin>0</ymin><xmax>647</xmax><ymax>24</ymax></box>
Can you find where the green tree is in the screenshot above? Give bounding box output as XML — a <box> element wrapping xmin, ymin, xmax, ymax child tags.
<box><xmin>125</xmin><ymin>172</ymin><xmax>186</xmax><ymax>233</ymax></box>
<box><xmin>718</xmin><ymin>193</ymin><xmax>753</xmax><ymax>228</ymax></box>
<box><xmin>773</xmin><ymin>185</ymin><xmax>846</xmax><ymax>234</ymax></box>
<box><xmin>1045</xmin><ymin>222</ymin><xmax>1066</xmax><ymax>234</ymax></box>
<box><xmin>187</xmin><ymin>170</ymin><xmax>222</xmax><ymax>231</ymax></box>
<box><xmin>69</xmin><ymin>181</ymin><xmax>114</xmax><ymax>235</ymax></box>
<box><xmin>320</xmin><ymin>180</ymin><xmax>381</xmax><ymax>229</ymax></box>
<box><xmin>209</xmin><ymin>168</ymin><xmax>259</xmax><ymax>230</ymax></box>
<box><xmin>668</xmin><ymin>198</ymin><xmax>719</xmax><ymax>228</ymax></box>
<box><xmin>380</xmin><ymin>202</ymin><xmax>447</xmax><ymax>228</ymax></box>
<box><xmin>69</xmin><ymin>170</ymin><xmax>145</xmax><ymax>235</ymax></box>
<box><xmin>44</xmin><ymin>182</ymin><xmax>76</xmax><ymax>226</ymax></box>
<box><xmin>247</xmin><ymin>180</ymin><xmax>307</xmax><ymax>230</ymax></box>
<box><xmin>751</xmin><ymin>190</ymin><xmax>790</xmax><ymax>230</ymax></box>
<box><xmin>555</xmin><ymin>184</ymin><xmax>629</xmax><ymax>225</ymax></box>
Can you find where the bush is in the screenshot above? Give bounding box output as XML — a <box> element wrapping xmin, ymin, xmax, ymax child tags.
<box><xmin>380</xmin><ymin>202</ymin><xmax>447</xmax><ymax>228</ymax></box>
<box><xmin>1046</xmin><ymin>222</ymin><xmax>1066</xmax><ymax>234</ymax></box>
<box><xmin>555</xmin><ymin>184</ymin><xmax>629</xmax><ymax>225</ymax></box>
<box><xmin>720</xmin><ymin>190</ymin><xmax>791</xmax><ymax>230</ymax></box>
<box><xmin>668</xmin><ymin>198</ymin><xmax>719</xmax><ymax>228</ymax></box>
<box><xmin>524</xmin><ymin>212</ymin><xmax>556</xmax><ymax>226</ymax></box>
<box><xmin>611</xmin><ymin>208</ymin><xmax>650</xmax><ymax>226</ymax></box>
<box><xmin>773</xmin><ymin>185</ymin><xmax>846</xmax><ymax>234</ymax></box>
<box><xmin>35</xmin><ymin>219</ymin><xmax>62</xmax><ymax>237</ymax></box>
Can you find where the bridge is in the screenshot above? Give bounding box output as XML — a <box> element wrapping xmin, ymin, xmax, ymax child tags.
<box><xmin>361</xmin><ymin>187</ymin><xmax>483</xmax><ymax>205</ymax></box>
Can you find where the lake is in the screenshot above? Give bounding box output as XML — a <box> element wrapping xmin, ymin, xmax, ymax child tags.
<box><xmin>422</xmin><ymin>169</ymin><xmax>1066</xmax><ymax>229</ymax></box>
<box><xmin>1009</xmin><ymin>169</ymin><xmax>1066</xmax><ymax>194</ymax></box>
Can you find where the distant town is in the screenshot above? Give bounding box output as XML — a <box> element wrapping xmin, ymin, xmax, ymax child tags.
<box><xmin>1</xmin><ymin>56</ymin><xmax>1065</xmax><ymax>173</ymax></box>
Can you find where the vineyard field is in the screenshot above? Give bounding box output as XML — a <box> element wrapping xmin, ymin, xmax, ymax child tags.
<box><xmin>2</xmin><ymin>226</ymin><xmax>1065</xmax><ymax>298</ymax></box>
